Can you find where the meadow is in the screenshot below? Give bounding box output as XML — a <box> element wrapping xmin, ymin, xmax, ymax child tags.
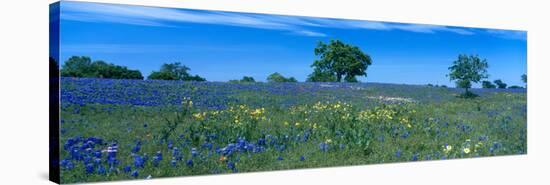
<box><xmin>59</xmin><ymin>77</ymin><xmax>526</xmax><ymax>183</ymax></box>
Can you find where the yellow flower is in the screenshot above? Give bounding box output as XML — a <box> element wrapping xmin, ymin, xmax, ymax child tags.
<box><xmin>325</xmin><ymin>139</ymin><xmax>332</xmax><ymax>143</ymax></box>
<box><xmin>284</xmin><ymin>121</ymin><xmax>289</xmax><ymax>126</ymax></box>
<box><xmin>193</xmin><ymin>112</ymin><xmax>206</xmax><ymax>120</ymax></box>
<box><xmin>463</xmin><ymin>148</ymin><xmax>471</xmax><ymax>154</ymax></box>
<box><xmin>443</xmin><ymin>145</ymin><xmax>452</xmax><ymax>153</ymax></box>
<box><xmin>295</xmin><ymin>122</ymin><xmax>300</xmax><ymax>126</ymax></box>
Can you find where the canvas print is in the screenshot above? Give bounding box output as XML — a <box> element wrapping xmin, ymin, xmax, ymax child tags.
<box><xmin>49</xmin><ymin>1</ymin><xmax>527</xmax><ymax>184</ymax></box>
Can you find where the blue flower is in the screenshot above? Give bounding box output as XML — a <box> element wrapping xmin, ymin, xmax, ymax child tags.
<box><xmin>395</xmin><ymin>149</ymin><xmax>402</xmax><ymax>158</ymax></box>
<box><xmin>186</xmin><ymin>159</ymin><xmax>193</xmax><ymax>167</ymax></box>
<box><xmin>300</xmin><ymin>156</ymin><xmax>305</xmax><ymax>161</ymax></box>
<box><xmin>400</xmin><ymin>131</ymin><xmax>410</xmax><ymax>139</ymax></box>
<box><xmin>97</xmin><ymin>165</ymin><xmax>106</xmax><ymax>175</ymax></box>
<box><xmin>319</xmin><ymin>142</ymin><xmax>329</xmax><ymax>152</ymax></box>
<box><xmin>172</xmin><ymin>147</ymin><xmax>183</xmax><ymax>161</ymax></box>
<box><xmin>191</xmin><ymin>148</ymin><xmax>198</xmax><ymax>157</ymax></box>
<box><xmin>134</xmin><ymin>155</ymin><xmax>145</xmax><ymax>168</ymax></box>
<box><xmin>60</xmin><ymin>159</ymin><xmax>74</xmax><ymax>170</ymax></box>
<box><xmin>411</xmin><ymin>153</ymin><xmax>418</xmax><ymax>161</ymax></box>
<box><xmin>227</xmin><ymin>161</ymin><xmax>237</xmax><ymax>172</ymax></box>
<box><xmin>167</xmin><ymin>140</ymin><xmax>173</xmax><ymax>149</ymax></box>
<box><xmin>171</xmin><ymin>159</ymin><xmax>177</xmax><ymax>167</ymax></box>
<box><xmin>85</xmin><ymin>163</ymin><xmax>94</xmax><ymax>174</ymax></box>
<box><xmin>93</xmin><ymin>151</ymin><xmax>102</xmax><ymax>158</ymax></box>
<box><xmin>132</xmin><ymin>143</ymin><xmax>141</xmax><ymax>153</ymax></box>
<box><xmin>131</xmin><ymin>170</ymin><xmax>139</xmax><ymax>178</ymax></box>
<box><xmin>123</xmin><ymin>165</ymin><xmax>131</xmax><ymax>173</ymax></box>
<box><xmin>257</xmin><ymin>138</ymin><xmax>266</xmax><ymax>146</ymax></box>
<box><xmin>277</xmin><ymin>156</ymin><xmax>283</xmax><ymax>161</ymax></box>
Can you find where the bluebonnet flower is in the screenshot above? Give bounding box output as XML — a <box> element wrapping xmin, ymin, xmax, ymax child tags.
<box><xmin>131</xmin><ymin>170</ymin><xmax>139</xmax><ymax>178</ymax></box>
<box><xmin>202</xmin><ymin>142</ymin><xmax>213</xmax><ymax>150</ymax></box>
<box><xmin>105</xmin><ymin>144</ymin><xmax>118</xmax><ymax>160</ymax></box>
<box><xmin>123</xmin><ymin>165</ymin><xmax>132</xmax><ymax>173</ymax></box>
<box><xmin>276</xmin><ymin>144</ymin><xmax>286</xmax><ymax>152</ymax></box>
<box><xmin>395</xmin><ymin>149</ymin><xmax>402</xmax><ymax>158</ymax></box>
<box><xmin>93</xmin><ymin>151</ymin><xmax>102</xmax><ymax>158</ymax></box>
<box><xmin>478</xmin><ymin>135</ymin><xmax>488</xmax><ymax>141</ymax></box>
<box><xmin>132</xmin><ymin>142</ymin><xmax>141</xmax><ymax>153</ymax></box>
<box><xmin>186</xmin><ymin>159</ymin><xmax>193</xmax><ymax>167</ymax></box>
<box><xmin>167</xmin><ymin>140</ymin><xmax>173</xmax><ymax>149</ymax></box>
<box><xmin>302</xmin><ymin>131</ymin><xmax>310</xmax><ymax>142</ymax></box>
<box><xmin>134</xmin><ymin>155</ymin><xmax>145</xmax><ymax>168</ymax></box>
<box><xmin>85</xmin><ymin>163</ymin><xmax>94</xmax><ymax>174</ymax></box>
<box><xmin>153</xmin><ymin>156</ymin><xmax>161</xmax><ymax>166</ymax></box>
<box><xmin>300</xmin><ymin>156</ymin><xmax>305</xmax><ymax>161</ymax></box>
<box><xmin>171</xmin><ymin>158</ymin><xmax>177</xmax><ymax>167</ymax></box>
<box><xmin>60</xmin><ymin>159</ymin><xmax>74</xmax><ymax>170</ymax></box>
<box><xmin>400</xmin><ymin>131</ymin><xmax>410</xmax><ymax>139</ymax></box>
<box><xmin>227</xmin><ymin>161</ymin><xmax>237</xmax><ymax>172</ymax></box>
<box><xmin>191</xmin><ymin>148</ymin><xmax>198</xmax><ymax>157</ymax></box>
<box><xmin>319</xmin><ymin>142</ymin><xmax>329</xmax><ymax>152</ymax></box>
<box><xmin>97</xmin><ymin>165</ymin><xmax>106</xmax><ymax>175</ymax></box>
<box><xmin>94</xmin><ymin>158</ymin><xmax>102</xmax><ymax>165</ymax></box>
<box><xmin>172</xmin><ymin>147</ymin><xmax>183</xmax><ymax>161</ymax></box>
<box><xmin>277</xmin><ymin>156</ymin><xmax>283</xmax><ymax>161</ymax></box>
<box><xmin>257</xmin><ymin>137</ymin><xmax>266</xmax><ymax>146</ymax></box>
<box><xmin>70</xmin><ymin>147</ymin><xmax>82</xmax><ymax>160</ymax></box>
<box><xmin>411</xmin><ymin>153</ymin><xmax>419</xmax><ymax>161</ymax></box>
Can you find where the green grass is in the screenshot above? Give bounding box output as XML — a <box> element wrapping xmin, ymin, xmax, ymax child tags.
<box><xmin>59</xmin><ymin>81</ymin><xmax>526</xmax><ymax>183</ymax></box>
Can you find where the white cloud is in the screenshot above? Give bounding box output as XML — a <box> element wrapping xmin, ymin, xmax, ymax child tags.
<box><xmin>486</xmin><ymin>30</ymin><xmax>527</xmax><ymax>40</ymax></box>
<box><xmin>61</xmin><ymin>1</ymin><xmax>476</xmax><ymax>37</ymax></box>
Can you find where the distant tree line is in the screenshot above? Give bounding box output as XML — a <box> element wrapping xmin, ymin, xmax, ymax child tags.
<box><xmin>60</xmin><ymin>56</ymin><xmax>206</xmax><ymax>81</ymax></box>
<box><xmin>229</xmin><ymin>73</ymin><xmax>298</xmax><ymax>83</ymax></box>
<box><xmin>61</xmin><ymin>56</ymin><xmax>143</xmax><ymax>79</ymax></box>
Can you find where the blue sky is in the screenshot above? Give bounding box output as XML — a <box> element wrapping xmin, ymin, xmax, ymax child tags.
<box><xmin>58</xmin><ymin>1</ymin><xmax>527</xmax><ymax>87</ymax></box>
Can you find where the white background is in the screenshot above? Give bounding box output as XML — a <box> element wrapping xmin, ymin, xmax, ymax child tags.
<box><xmin>0</xmin><ymin>0</ymin><xmax>549</xmax><ymax>184</ymax></box>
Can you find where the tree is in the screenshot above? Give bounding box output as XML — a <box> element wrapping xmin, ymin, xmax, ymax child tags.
<box><xmin>60</xmin><ymin>56</ymin><xmax>143</xmax><ymax>79</ymax></box>
<box><xmin>229</xmin><ymin>76</ymin><xmax>256</xmax><ymax>83</ymax></box>
<box><xmin>267</xmin><ymin>72</ymin><xmax>297</xmax><ymax>82</ymax></box>
<box><xmin>447</xmin><ymin>54</ymin><xmax>489</xmax><ymax>97</ymax></box>
<box><xmin>241</xmin><ymin>76</ymin><xmax>255</xmax><ymax>82</ymax></box>
<box><xmin>307</xmin><ymin>40</ymin><xmax>372</xmax><ymax>82</ymax></box>
<box><xmin>508</xmin><ymin>85</ymin><xmax>523</xmax><ymax>89</ymax></box>
<box><xmin>148</xmin><ymin>62</ymin><xmax>205</xmax><ymax>81</ymax></box>
<box><xmin>306</xmin><ymin>69</ymin><xmax>336</xmax><ymax>82</ymax></box>
<box><xmin>521</xmin><ymin>74</ymin><xmax>527</xmax><ymax>88</ymax></box>
<box><xmin>482</xmin><ymin>80</ymin><xmax>496</xmax><ymax>88</ymax></box>
<box><xmin>493</xmin><ymin>79</ymin><xmax>507</xmax><ymax>89</ymax></box>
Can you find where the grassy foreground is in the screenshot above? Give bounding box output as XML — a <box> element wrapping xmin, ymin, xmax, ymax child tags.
<box><xmin>59</xmin><ymin>78</ymin><xmax>526</xmax><ymax>183</ymax></box>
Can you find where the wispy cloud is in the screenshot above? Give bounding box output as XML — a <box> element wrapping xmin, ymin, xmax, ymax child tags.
<box><xmin>61</xmin><ymin>43</ymin><xmax>260</xmax><ymax>54</ymax></box>
<box><xmin>62</xmin><ymin>1</ymin><xmax>477</xmax><ymax>37</ymax></box>
<box><xmin>486</xmin><ymin>30</ymin><xmax>527</xmax><ymax>40</ymax></box>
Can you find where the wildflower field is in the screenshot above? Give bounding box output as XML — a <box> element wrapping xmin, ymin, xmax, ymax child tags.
<box><xmin>59</xmin><ymin>77</ymin><xmax>527</xmax><ymax>183</ymax></box>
